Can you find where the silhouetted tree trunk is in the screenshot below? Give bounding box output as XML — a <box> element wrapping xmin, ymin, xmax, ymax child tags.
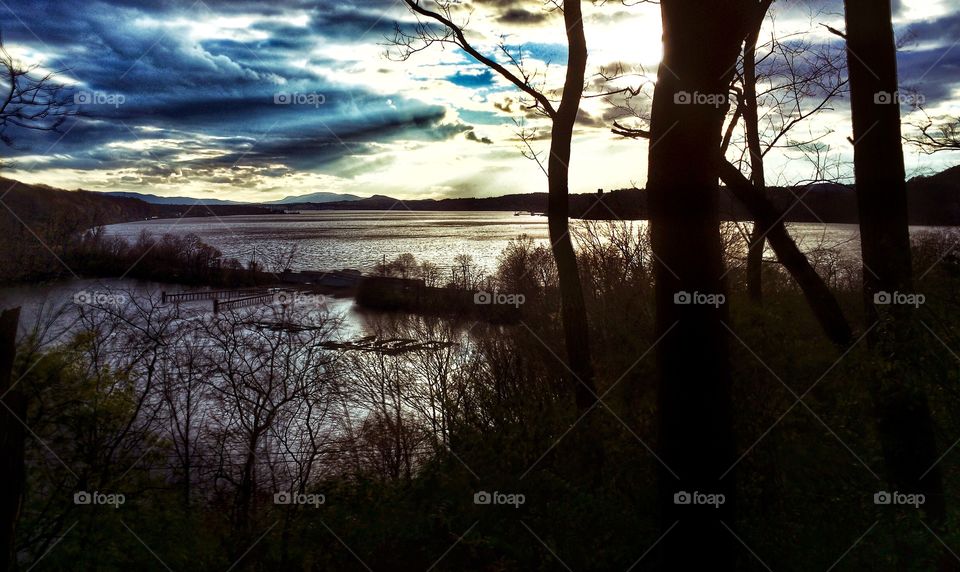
<box><xmin>719</xmin><ymin>162</ymin><xmax>853</xmax><ymax>347</ymax></box>
<box><xmin>396</xmin><ymin>1</ymin><xmax>598</xmax><ymax>414</ymax></box>
<box><xmin>548</xmin><ymin>0</ymin><xmax>596</xmax><ymax>412</ymax></box>
<box><xmin>742</xmin><ymin>6</ymin><xmax>769</xmax><ymax>301</ymax></box>
<box><xmin>0</xmin><ymin>307</ymin><xmax>23</xmax><ymax>572</ymax></box>
<box><xmin>613</xmin><ymin>148</ymin><xmax>854</xmax><ymax>348</ymax></box>
<box><xmin>844</xmin><ymin>1</ymin><xmax>952</xmax><ymax>568</ymax></box>
<box><xmin>845</xmin><ymin>1</ymin><xmax>913</xmax><ymax>328</ymax></box>
<box><xmin>648</xmin><ymin>1</ymin><xmax>750</xmax><ymax>568</ymax></box>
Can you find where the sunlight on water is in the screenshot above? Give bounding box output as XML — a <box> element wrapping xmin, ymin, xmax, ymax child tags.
<box><xmin>101</xmin><ymin>211</ymin><xmax>896</xmax><ymax>274</ymax></box>
<box><xmin>104</xmin><ymin>210</ymin><xmax>553</xmax><ymax>274</ymax></box>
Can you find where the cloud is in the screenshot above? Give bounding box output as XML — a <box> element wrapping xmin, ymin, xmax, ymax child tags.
<box><xmin>497</xmin><ymin>8</ymin><xmax>550</xmax><ymax>26</ymax></box>
<box><xmin>0</xmin><ymin>0</ymin><xmax>477</xmax><ymax>179</ymax></box>
<box><xmin>896</xmin><ymin>11</ymin><xmax>960</xmax><ymax>104</ymax></box>
<box><xmin>904</xmin><ymin>10</ymin><xmax>960</xmax><ymax>45</ymax></box>
<box><xmin>0</xmin><ymin>0</ymin><xmax>956</xmax><ymax>200</ymax></box>
<box><xmin>465</xmin><ymin>130</ymin><xmax>493</xmax><ymax>144</ymax></box>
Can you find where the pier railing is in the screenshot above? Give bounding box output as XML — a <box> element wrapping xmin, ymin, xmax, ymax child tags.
<box><xmin>213</xmin><ymin>292</ymin><xmax>276</xmax><ymax>313</ymax></box>
<box><xmin>161</xmin><ymin>289</ymin><xmax>266</xmax><ymax>304</ymax></box>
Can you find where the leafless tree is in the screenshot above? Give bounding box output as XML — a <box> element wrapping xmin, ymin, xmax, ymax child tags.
<box><xmin>609</xmin><ymin>5</ymin><xmax>854</xmax><ymax>348</ymax></box>
<box><xmin>906</xmin><ymin>110</ymin><xmax>960</xmax><ymax>153</ymax></box>
<box><xmin>388</xmin><ymin>0</ymin><xmax>600</xmax><ymax>414</ymax></box>
<box><xmin>197</xmin><ymin>304</ymin><xmax>337</xmax><ymax>556</ymax></box>
<box><xmin>642</xmin><ymin>0</ymin><xmax>755</xmax><ymax>566</ymax></box>
<box><xmin>0</xmin><ymin>38</ymin><xmax>73</xmax><ymax>149</ymax></box>
<box><xmin>843</xmin><ymin>0</ymin><xmax>952</xmax><ymax>568</ymax></box>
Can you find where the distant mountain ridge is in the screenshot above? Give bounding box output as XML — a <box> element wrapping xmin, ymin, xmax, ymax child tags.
<box><xmin>278</xmin><ymin>166</ymin><xmax>960</xmax><ymax>225</ymax></box>
<box><xmin>6</xmin><ymin>164</ymin><xmax>960</xmax><ymax>226</ymax></box>
<box><xmin>104</xmin><ymin>191</ymin><xmax>245</xmax><ymax>206</ymax></box>
<box><xmin>267</xmin><ymin>191</ymin><xmax>362</xmax><ymax>204</ymax></box>
<box><xmin>1</xmin><ymin>178</ymin><xmax>273</xmax><ymax>231</ymax></box>
<box><xmin>104</xmin><ymin>190</ymin><xmax>363</xmax><ymax>205</ymax></box>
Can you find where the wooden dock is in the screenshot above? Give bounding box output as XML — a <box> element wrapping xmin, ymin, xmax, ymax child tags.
<box><xmin>161</xmin><ymin>289</ymin><xmax>266</xmax><ymax>304</ymax></box>
<box><xmin>212</xmin><ymin>292</ymin><xmax>276</xmax><ymax>313</ymax></box>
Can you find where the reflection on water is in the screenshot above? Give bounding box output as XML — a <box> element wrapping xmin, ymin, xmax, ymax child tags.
<box><xmin>103</xmin><ymin>211</ymin><xmax>889</xmax><ymax>274</ymax></box>
<box><xmin>103</xmin><ymin>210</ymin><xmax>553</xmax><ymax>273</ymax></box>
<box><xmin>0</xmin><ymin>278</ymin><xmax>369</xmax><ymax>341</ymax></box>
<box><xmin>6</xmin><ymin>212</ymin><xmax>954</xmax><ymax>340</ymax></box>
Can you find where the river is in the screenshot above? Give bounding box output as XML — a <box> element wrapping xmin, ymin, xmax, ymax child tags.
<box><xmin>98</xmin><ymin>210</ymin><xmax>885</xmax><ymax>273</ymax></box>
<box><xmin>2</xmin><ymin>211</ymin><xmax>954</xmax><ymax>333</ymax></box>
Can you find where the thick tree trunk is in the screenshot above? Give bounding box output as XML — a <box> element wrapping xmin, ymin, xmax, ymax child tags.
<box><xmin>649</xmin><ymin>1</ymin><xmax>750</xmax><ymax>568</ymax></box>
<box><xmin>0</xmin><ymin>307</ymin><xmax>23</xmax><ymax>572</ymax></box>
<box><xmin>845</xmin><ymin>2</ymin><xmax>912</xmax><ymax>310</ymax></box>
<box><xmin>549</xmin><ymin>0</ymin><xmax>597</xmax><ymax>413</ymax></box>
<box><xmin>844</xmin><ymin>1</ymin><xmax>952</xmax><ymax>568</ymax></box>
<box><xmin>719</xmin><ymin>161</ymin><xmax>853</xmax><ymax>347</ymax></box>
<box><xmin>614</xmin><ymin>148</ymin><xmax>854</xmax><ymax>347</ymax></box>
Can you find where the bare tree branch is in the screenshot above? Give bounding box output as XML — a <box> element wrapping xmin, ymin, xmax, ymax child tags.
<box><xmin>388</xmin><ymin>1</ymin><xmax>557</xmax><ymax>118</ymax></box>
<box><xmin>0</xmin><ymin>37</ymin><xmax>75</xmax><ymax>148</ymax></box>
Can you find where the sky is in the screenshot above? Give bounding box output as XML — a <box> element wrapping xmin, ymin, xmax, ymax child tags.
<box><xmin>1</xmin><ymin>0</ymin><xmax>958</xmax><ymax>202</ymax></box>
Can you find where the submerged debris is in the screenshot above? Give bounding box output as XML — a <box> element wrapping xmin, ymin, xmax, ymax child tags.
<box><xmin>321</xmin><ymin>336</ymin><xmax>458</xmax><ymax>354</ymax></box>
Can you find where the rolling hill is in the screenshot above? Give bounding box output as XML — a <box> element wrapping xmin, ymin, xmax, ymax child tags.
<box><xmin>104</xmin><ymin>190</ymin><xmax>363</xmax><ymax>205</ymax></box>
<box><xmin>3</xmin><ymin>165</ymin><xmax>960</xmax><ymax>231</ymax></box>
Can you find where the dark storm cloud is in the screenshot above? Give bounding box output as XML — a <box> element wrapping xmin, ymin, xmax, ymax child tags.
<box><xmin>897</xmin><ymin>49</ymin><xmax>960</xmax><ymax>104</ymax></box>
<box><xmin>306</xmin><ymin>2</ymin><xmax>406</xmax><ymax>40</ymax></box>
<box><xmin>497</xmin><ymin>8</ymin><xmax>550</xmax><ymax>25</ymax></box>
<box><xmin>897</xmin><ymin>10</ymin><xmax>960</xmax><ymax>104</ymax></box>
<box><xmin>0</xmin><ymin>0</ymin><xmax>463</xmax><ymax>181</ymax></box>
<box><xmin>904</xmin><ymin>10</ymin><xmax>960</xmax><ymax>45</ymax></box>
<box><xmin>470</xmin><ymin>0</ymin><xmax>557</xmax><ymax>26</ymax></box>
<box><xmin>465</xmin><ymin>130</ymin><xmax>493</xmax><ymax>144</ymax></box>
<box><xmin>7</xmin><ymin>93</ymin><xmax>457</xmax><ymax>175</ymax></box>
<box><xmin>763</xmin><ymin>6</ymin><xmax>960</xmax><ymax>107</ymax></box>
